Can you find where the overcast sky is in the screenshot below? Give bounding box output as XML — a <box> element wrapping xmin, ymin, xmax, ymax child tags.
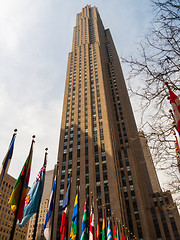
<box><xmin>0</xmin><ymin>0</ymin><xmax>154</xmax><ymax>185</ymax></box>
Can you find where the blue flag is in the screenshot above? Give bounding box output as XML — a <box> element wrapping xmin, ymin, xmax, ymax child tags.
<box><xmin>107</xmin><ymin>218</ymin><xmax>112</xmax><ymax>240</ymax></box>
<box><xmin>44</xmin><ymin>176</ymin><xmax>56</xmax><ymax>240</ymax></box>
<box><xmin>0</xmin><ymin>133</ymin><xmax>16</xmax><ymax>186</ymax></box>
<box><xmin>62</xmin><ymin>182</ymin><xmax>70</xmax><ymax>210</ymax></box>
<box><xmin>17</xmin><ymin>161</ymin><xmax>46</xmax><ymax>227</ymax></box>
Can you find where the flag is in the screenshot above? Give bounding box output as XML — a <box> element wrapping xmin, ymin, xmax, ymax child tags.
<box><xmin>107</xmin><ymin>218</ymin><xmax>112</xmax><ymax>240</ymax></box>
<box><xmin>95</xmin><ymin>213</ymin><xmax>100</xmax><ymax>240</ymax></box>
<box><xmin>44</xmin><ymin>176</ymin><xmax>56</xmax><ymax>240</ymax></box>
<box><xmin>113</xmin><ymin>221</ymin><xmax>117</xmax><ymax>240</ymax></box>
<box><xmin>168</xmin><ymin>87</ymin><xmax>180</xmax><ymax>133</ymax></box>
<box><xmin>102</xmin><ymin>212</ymin><xmax>106</xmax><ymax>240</ymax></box>
<box><xmin>8</xmin><ymin>139</ymin><xmax>34</xmax><ymax>223</ymax></box>
<box><xmin>0</xmin><ymin>131</ymin><xmax>16</xmax><ymax>186</ymax></box>
<box><xmin>17</xmin><ymin>157</ymin><xmax>47</xmax><ymax>227</ymax></box>
<box><xmin>89</xmin><ymin>202</ymin><xmax>94</xmax><ymax>240</ymax></box>
<box><xmin>117</xmin><ymin>226</ymin><xmax>120</xmax><ymax>240</ymax></box>
<box><xmin>70</xmin><ymin>191</ymin><xmax>78</xmax><ymax>240</ymax></box>
<box><xmin>60</xmin><ymin>182</ymin><xmax>71</xmax><ymax>240</ymax></box>
<box><xmin>175</xmin><ymin>128</ymin><xmax>180</xmax><ymax>155</ymax></box>
<box><xmin>120</xmin><ymin>232</ymin><xmax>123</xmax><ymax>240</ymax></box>
<box><xmin>80</xmin><ymin>198</ymin><xmax>88</xmax><ymax>240</ymax></box>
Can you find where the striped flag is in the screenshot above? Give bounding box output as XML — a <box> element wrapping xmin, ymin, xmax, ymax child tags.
<box><xmin>43</xmin><ymin>176</ymin><xmax>56</xmax><ymax>240</ymax></box>
<box><xmin>107</xmin><ymin>218</ymin><xmax>113</xmax><ymax>240</ymax></box>
<box><xmin>8</xmin><ymin>138</ymin><xmax>34</xmax><ymax>223</ymax></box>
<box><xmin>95</xmin><ymin>213</ymin><xmax>100</xmax><ymax>240</ymax></box>
<box><xmin>60</xmin><ymin>182</ymin><xmax>71</xmax><ymax>240</ymax></box>
<box><xmin>89</xmin><ymin>203</ymin><xmax>95</xmax><ymax>240</ymax></box>
<box><xmin>17</xmin><ymin>156</ymin><xmax>47</xmax><ymax>227</ymax></box>
<box><xmin>70</xmin><ymin>191</ymin><xmax>78</xmax><ymax>240</ymax></box>
<box><xmin>0</xmin><ymin>131</ymin><xmax>16</xmax><ymax>186</ymax></box>
<box><xmin>168</xmin><ymin>87</ymin><xmax>180</xmax><ymax>133</ymax></box>
<box><xmin>80</xmin><ymin>198</ymin><xmax>88</xmax><ymax>240</ymax></box>
<box><xmin>102</xmin><ymin>212</ymin><xmax>106</xmax><ymax>240</ymax></box>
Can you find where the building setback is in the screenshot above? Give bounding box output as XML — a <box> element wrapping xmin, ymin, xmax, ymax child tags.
<box><xmin>52</xmin><ymin>5</ymin><xmax>180</xmax><ymax>240</ymax></box>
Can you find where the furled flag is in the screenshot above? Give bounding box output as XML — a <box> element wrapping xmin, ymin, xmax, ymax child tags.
<box><xmin>17</xmin><ymin>153</ymin><xmax>47</xmax><ymax>227</ymax></box>
<box><xmin>60</xmin><ymin>182</ymin><xmax>71</xmax><ymax>240</ymax></box>
<box><xmin>89</xmin><ymin>202</ymin><xmax>95</xmax><ymax>240</ymax></box>
<box><xmin>102</xmin><ymin>212</ymin><xmax>106</xmax><ymax>240</ymax></box>
<box><xmin>0</xmin><ymin>130</ymin><xmax>17</xmax><ymax>187</ymax></box>
<box><xmin>70</xmin><ymin>191</ymin><xmax>79</xmax><ymax>240</ymax></box>
<box><xmin>117</xmin><ymin>225</ymin><xmax>120</xmax><ymax>240</ymax></box>
<box><xmin>44</xmin><ymin>176</ymin><xmax>56</xmax><ymax>240</ymax></box>
<box><xmin>80</xmin><ymin>198</ymin><xmax>88</xmax><ymax>240</ymax></box>
<box><xmin>8</xmin><ymin>138</ymin><xmax>34</xmax><ymax>223</ymax></box>
<box><xmin>168</xmin><ymin>87</ymin><xmax>180</xmax><ymax>133</ymax></box>
<box><xmin>120</xmin><ymin>231</ymin><xmax>124</xmax><ymax>240</ymax></box>
<box><xmin>95</xmin><ymin>213</ymin><xmax>100</xmax><ymax>240</ymax></box>
<box><xmin>113</xmin><ymin>221</ymin><xmax>117</xmax><ymax>240</ymax></box>
<box><xmin>107</xmin><ymin>218</ymin><xmax>113</xmax><ymax>240</ymax></box>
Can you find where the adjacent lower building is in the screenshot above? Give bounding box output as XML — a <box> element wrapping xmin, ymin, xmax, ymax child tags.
<box><xmin>0</xmin><ymin>173</ymin><xmax>28</xmax><ymax>240</ymax></box>
<box><xmin>52</xmin><ymin>5</ymin><xmax>180</xmax><ymax>240</ymax></box>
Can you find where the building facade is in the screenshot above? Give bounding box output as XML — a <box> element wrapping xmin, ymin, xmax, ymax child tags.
<box><xmin>53</xmin><ymin>5</ymin><xmax>180</xmax><ymax>240</ymax></box>
<box><xmin>0</xmin><ymin>173</ymin><xmax>28</xmax><ymax>240</ymax></box>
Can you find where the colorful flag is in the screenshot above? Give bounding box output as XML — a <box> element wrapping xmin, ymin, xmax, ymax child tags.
<box><xmin>44</xmin><ymin>176</ymin><xmax>56</xmax><ymax>240</ymax></box>
<box><xmin>113</xmin><ymin>221</ymin><xmax>117</xmax><ymax>240</ymax></box>
<box><xmin>8</xmin><ymin>139</ymin><xmax>34</xmax><ymax>223</ymax></box>
<box><xmin>168</xmin><ymin>87</ymin><xmax>180</xmax><ymax>133</ymax></box>
<box><xmin>17</xmin><ymin>156</ymin><xmax>47</xmax><ymax>227</ymax></box>
<box><xmin>80</xmin><ymin>198</ymin><xmax>88</xmax><ymax>240</ymax></box>
<box><xmin>120</xmin><ymin>232</ymin><xmax>123</xmax><ymax>240</ymax></box>
<box><xmin>60</xmin><ymin>182</ymin><xmax>71</xmax><ymax>240</ymax></box>
<box><xmin>107</xmin><ymin>218</ymin><xmax>112</xmax><ymax>240</ymax></box>
<box><xmin>95</xmin><ymin>213</ymin><xmax>100</xmax><ymax>240</ymax></box>
<box><xmin>70</xmin><ymin>191</ymin><xmax>78</xmax><ymax>240</ymax></box>
<box><xmin>102</xmin><ymin>212</ymin><xmax>106</xmax><ymax>240</ymax></box>
<box><xmin>0</xmin><ymin>131</ymin><xmax>16</xmax><ymax>186</ymax></box>
<box><xmin>89</xmin><ymin>202</ymin><xmax>95</xmax><ymax>240</ymax></box>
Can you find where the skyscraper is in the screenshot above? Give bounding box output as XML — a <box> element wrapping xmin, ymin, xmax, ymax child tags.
<box><xmin>53</xmin><ymin>5</ymin><xmax>180</xmax><ymax>240</ymax></box>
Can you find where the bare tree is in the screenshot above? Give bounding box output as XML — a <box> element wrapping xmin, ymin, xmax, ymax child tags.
<box><xmin>123</xmin><ymin>0</ymin><xmax>180</xmax><ymax>204</ymax></box>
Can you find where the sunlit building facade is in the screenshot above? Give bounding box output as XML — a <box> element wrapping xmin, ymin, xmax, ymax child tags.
<box><xmin>52</xmin><ymin>5</ymin><xmax>180</xmax><ymax>240</ymax></box>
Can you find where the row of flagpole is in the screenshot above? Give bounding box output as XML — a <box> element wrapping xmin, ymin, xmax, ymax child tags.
<box><xmin>0</xmin><ymin>83</ymin><xmax>179</xmax><ymax>239</ymax></box>
<box><xmin>0</xmin><ymin>130</ymin><xmax>49</xmax><ymax>240</ymax></box>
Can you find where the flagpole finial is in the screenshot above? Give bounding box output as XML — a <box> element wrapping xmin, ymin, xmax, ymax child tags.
<box><xmin>116</xmin><ymin>218</ymin><xmax>118</xmax><ymax>220</ymax></box>
<box><xmin>32</xmin><ymin>135</ymin><xmax>36</xmax><ymax>139</ymax></box>
<box><xmin>177</xmin><ymin>155</ymin><xmax>179</xmax><ymax>158</ymax></box>
<box><xmin>164</xmin><ymin>81</ymin><xmax>169</xmax><ymax>86</ymax></box>
<box><xmin>169</xmin><ymin>109</ymin><xmax>172</xmax><ymax>113</ymax></box>
<box><xmin>91</xmin><ymin>191</ymin><xmax>93</xmax><ymax>195</ymax></box>
<box><xmin>77</xmin><ymin>178</ymin><xmax>80</xmax><ymax>182</ymax></box>
<box><xmin>45</xmin><ymin>148</ymin><xmax>48</xmax><ymax>151</ymax></box>
<box><xmin>96</xmin><ymin>198</ymin><xmax>98</xmax><ymax>202</ymax></box>
<box><xmin>14</xmin><ymin>129</ymin><xmax>17</xmax><ymax>133</ymax></box>
<box><xmin>173</xmin><ymin>132</ymin><xmax>176</xmax><ymax>135</ymax></box>
<box><xmin>172</xmin><ymin>121</ymin><xmax>175</xmax><ymax>124</ymax></box>
<box><xmin>108</xmin><ymin>209</ymin><xmax>110</xmax><ymax>211</ymax></box>
<box><xmin>85</xmin><ymin>186</ymin><xmax>88</xmax><ymax>189</ymax></box>
<box><xmin>57</xmin><ymin>160</ymin><xmax>59</xmax><ymax>163</ymax></box>
<box><xmin>167</xmin><ymin>96</ymin><xmax>170</xmax><ymax>100</ymax></box>
<box><xmin>112</xmin><ymin>212</ymin><xmax>114</xmax><ymax>216</ymax></box>
<box><xmin>103</xmin><ymin>204</ymin><xmax>105</xmax><ymax>208</ymax></box>
<box><xmin>119</xmin><ymin>220</ymin><xmax>120</xmax><ymax>223</ymax></box>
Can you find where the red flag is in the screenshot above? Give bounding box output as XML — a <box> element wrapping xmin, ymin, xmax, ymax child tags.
<box><xmin>60</xmin><ymin>208</ymin><xmax>68</xmax><ymax>240</ymax></box>
<box><xmin>168</xmin><ymin>87</ymin><xmax>180</xmax><ymax>132</ymax></box>
<box><xmin>89</xmin><ymin>203</ymin><xmax>94</xmax><ymax>240</ymax></box>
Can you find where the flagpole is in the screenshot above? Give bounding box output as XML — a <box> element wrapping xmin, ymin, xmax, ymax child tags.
<box><xmin>50</xmin><ymin>162</ymin><xmax>59</xmax><ymax>240</ymax></box>
<box><xmin>32</xmin><ymin>148</ymin><xmax>48</xmax><ymax>240</ymax></box>
<box><xmin>9</xmin><ymin>135</ymin><xmax>35</xmax><ymax>240</ymax></box>
<box><xmin>77</xmin><ymin>178</ymin><xmax>80</xmax><ymax>240</ymax></box>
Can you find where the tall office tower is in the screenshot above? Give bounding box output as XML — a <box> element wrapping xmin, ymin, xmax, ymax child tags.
<box><xmin>53</xmin><ymin>5</ymin><xmax>179</xmax><ymax>240</ymax></box>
